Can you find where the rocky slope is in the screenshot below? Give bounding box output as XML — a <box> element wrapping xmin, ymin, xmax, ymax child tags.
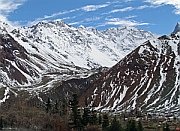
<box><xmin>80</xmin><ymin>23</ymin><xmax>180</xmax><ymax>115</ymax></box>
<box><xmin>0</xmin><ymin>20</ymin><xmax>155</xmax><ymax>105</ymax></box>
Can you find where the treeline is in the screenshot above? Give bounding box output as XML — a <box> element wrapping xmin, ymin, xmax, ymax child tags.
<box><xmin>0</xmin><ymin>93</ymin><xmax>144</xmax><ymax>130</ymax></box>
<box><xmin>67</xmin><ymin>94</ymin><xmax>145</xmax><ymax>131</ymax></box>
<box><xmin>0</xmin><ymin>93</ymin><xmax>172</xmax><ymax>131</ymax></box>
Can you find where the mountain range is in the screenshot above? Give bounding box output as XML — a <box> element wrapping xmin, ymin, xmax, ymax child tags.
<box><xmin>0</xmin><ymin>20</ymin><xmax>179</xmax><ymax>115</ymax></box>
<box><xmin>0</xmin><ymin>20</ymin><xmax>154</xmax><ymax>87</ymax></box>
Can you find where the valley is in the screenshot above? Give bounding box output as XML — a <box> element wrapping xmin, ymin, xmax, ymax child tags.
<box><xmin>0</xmin><ymin>20</ymin><xmax>179</xmax><ymax>130</ymax></box>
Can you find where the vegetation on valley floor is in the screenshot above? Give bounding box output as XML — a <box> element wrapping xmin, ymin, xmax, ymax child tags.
<box><xmin>0</xmin><ymin>93</ymin><xmax>179</xmax><ymax>131</ymax></box>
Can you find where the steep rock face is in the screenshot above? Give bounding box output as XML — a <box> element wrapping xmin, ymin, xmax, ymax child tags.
<box><xmin>0</xmin><ymin>34</ymin><xmax>40</xmax><ymax>85</ymax></box>
<box><xmin>0</xmin><ymin>21</ymin><xmax>89</xmax><ymax>87</ymax></box>
<box><xmin>80</xmin><ymin>33</ymin><xmax>180</xmax><ymax>113</ymax></box>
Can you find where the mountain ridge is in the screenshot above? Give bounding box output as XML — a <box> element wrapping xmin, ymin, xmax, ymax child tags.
<box><xmin>79</xmin><ymin>29</ymin><xmax>180</xmax><ymax>114</ymax></box>
<box><xmin>0</xmin><ymin>20</ymin><xmax>155</xmax><ymax>87</ymax></box>
<box><xmin>0</xmin><ymin>20</ymin><xmax>180</xmax><ymax>116</ymax></box>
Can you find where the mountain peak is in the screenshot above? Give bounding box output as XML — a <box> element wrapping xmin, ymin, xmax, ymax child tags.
<box><xmin>29</xmin><ymin>20</ymin><xmax>66</xmax><ymax>29</ymax></box>
<box><xmin>0</xmin><ymin>20</ymin><xmax>14</xmax><ymax>34</ymax></box>
<box><xmin>49</xmin><ymin>20</ymin><xmax>69</xmax><ymax>27</ymax></box>
<box><xmin>172</xmin><ymin>22</ymin><xmax>180</xmax><ymax>34</ymax></box>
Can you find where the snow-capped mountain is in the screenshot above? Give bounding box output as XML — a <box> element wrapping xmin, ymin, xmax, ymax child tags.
<box><xmin>80</xmin><ymin>24</ymin><xmax>180</xmax><ymax>114</ymax></box>
<box><xmin>172</xmin><ymin>22</ymin><xmax>180</xmax><ymax>34</ymax></box>
<box><xmin>18</xmin><ymin>21</ymin><xmax>154</xmax><ymax>69</ymax></box>
<box><xmin>0</xmin><ymin>20</ymin><xmax>155</xmax><ymax>88</ymax></box>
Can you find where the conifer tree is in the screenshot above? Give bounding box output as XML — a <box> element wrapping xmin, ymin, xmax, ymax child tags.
<box><xmin>61</xmin><ymin>98</ymin><xmax>67</xmax><ymax>116</ymax></box>
<box><xmin>91</xmin><ymin>109</ymin><xmax>98</xmax><ymax>125</ymax></box>
<box><xmin>0</xmin><ymin>116</ymin><xmax>3</xmax><ymax>130</ymax></box>
<box><xmin>76</xmin><ymin>108</ymin><xmax>83</xmax><ymax>130</ymax></box>
<box><xmin>46</xmin><ymin>97</ymin><xmax>51</xmax><ymax>113</ymax></box>
<box><xmin>102</xmin><ymin>114</ymin><xmax>109</xmax><ymax>130</ymax></box>
<box><xmin>108</xmin><ymin>116</ymin><xmax>122</xmax><ymax>131</ymax></box>
<box><xmin>98</xmin><ymin>114</ymin><xmax>102</xmax><ymax>125</ymax></box>
<box><xmin>82</xmin><ymin>107</ymin><xmax>90</xmax><ymax>126</ymax></box>
<box><xmin>53</xmin><ymin>100</ymin><xmax>59</xmax><ymax>114</ymax></box>
<box><xmin>82</xmin><ymin>97</ymin><xmax>90</xmax><ymax>126</ymax></box>
<box><xmin>69</xmin><ymin>94</ymin><xmax>83</xmax><ymax>130</ymax></box>
<box><xmin>69</xmin><ymin>94</ymin><xmax>78</xmax><ymax>124</ymax></box>
<box><xmin>137</xmin><ymin>121</ymin><xmax>143</xmax><ymax>131</ymax></box>
<box><xmin>126</xmin><ymin>119</ymin><xmax>137</xmax><ymax>131</ymax></box>
<box><xmin>163</xmin><ymin>123</ymin><xmax>170</xmax><ymax>131</ymax></box>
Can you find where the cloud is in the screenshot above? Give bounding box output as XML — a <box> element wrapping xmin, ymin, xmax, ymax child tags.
<box><xmin>26</xmin><ymin>1</ymin><xmax>152</xmax><ymax>29</ymax></box>
<box><xmin>110</xmin><ymin>7</ymin><xmax>134</xmax><ymax>13</ymax></box>
<box><xmin>105</xmin><ymin>18</ymin><xmax>149</xmax><ymax>26</ymax></box>
<box><xmin>28</xmin><ymin>3</ymin><xmax>108</xmax><ymax>26</ymax></box>
<box><xmin>0</xmin><ymin>0</ymin><xmax>26</xmax><ymax>16</ymax></box>
<box><xmin>108</xmin><ymin>4</ymin><xmax>158</xmax><ymax>15</ymax></box>
<box><xmin>27</xmin><ymin>9</ymin><xmax>81</xmax><ymax>26</ymax></box>
<box><xmin>145</xmin><ymin>0</ymin><xmax>180</xmax><ymax>14</ymax></box>
<box><xmin>84</xmin><ymin>17</ymin><xmax>101</xmax><ymax>22</ymax></box>
<box><xmin>68</xmin><ymin>21</ymin><xmax>81</xmax><ymax>26</ymax></box>
<box><xmin>0</xmin><ymin>0</ymin><xmax>26</xmax><ymax>25</ymax></box>
<box><xmin>42</xmin><ymin>9</ymin><xmax>80</xmax><ymax>20</ymax></box>
<box><xmin>82</xmin><ymin>4</ymin><xmax>109</xmax><ymax>12</ymax></box>
<box><xmin>124</xmin><ymin>0</ymin><xmax>134</xmax><ymax>2</ymax></box>
<box><xmin>69</xmin><ymin>17</ymin><xmax>101</xmax><ymax>26</ymax></box>
<box><xmin>136</xmin><ymin>5</ymin><xmax>149</xmax><ymax>10</ymax></box>
<box><xmin>125</xmin><ymin>15</ymin><xmax>137</xmax><ymax>19</ymax></box>
<box><xmin>0</xmin><ymin>15</ymin><xmax>8</xmax><ymax>22</ymax></box>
